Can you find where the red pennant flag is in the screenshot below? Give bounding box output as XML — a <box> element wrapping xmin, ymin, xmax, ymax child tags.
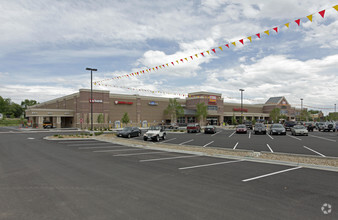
<box><xmin>256</xmin><ymin>33</ymin><xmax>261</xmax><ymax>38</ymax></box>
<box><xmin>225</xmin><ymin>44</ymin><xmax>229</xmax><ymax>48</ymax></box>
<box><xmin>239</xmin><ymin>39</ymin><xmax>244</xmax><ymax>45</ymax></box>
<box><xmin>212</xmin><ymin>48</ymin><xmax>216</xmax><ymax>53</ymax></box>
<box><xmin>142</xmin><ymin>70</ymin><xmax>144</xmax><ymax>73</ymax></box>
<box><xmin>137</xmin><ymin>72</ymin><xmax>139</xmax><ymax>75</ymax></box>
<box><xmin>201</xmin><ymin>52</ymin><xmax>204</xmax><ymax>56</ymax></box>
<box><xmin>162</xmin><ymin>64</ymin><xmax>165</xmax><ymax>68</ymax></box>
<box><xmin>318</xmin><ymin>10</ymin><xmax>325</xmax><ymax>18</ymax></box>
<box><xmin>148</xmin><ymin>69</ymin><xmax>151</xmax><ymax>72</ymax></box>
<box><xmin>156</xmin><ymin>66</ymin><xmax>158</xmax><ymax>70</ymax></box>
<box><xmin>295</xmin><ymin>19</ymin><xmax>300</xmax><ymax>26</ymax></box>
<box><xmin>190</xmin><ymin>56</ymin><xmax>193</xmax><ymax>60</ymax></box>
<box><xmin>171</xmin><ymin>62</ymin><xmax>174</xmax><ymax>65</ymax></box>
<box><xmin>180</xmin><ymin>59</ymin><xmax>184</xmax><ymax>62</ymax></box>
<box><xmin>132</xmin><ymin>73</ymin><xmax>134</xmax><ymax>76</ymax></box>
<box><xmin>273</xmin><ymin>27</ymin><xmax>278</xmax><ymax>33</ymax></box>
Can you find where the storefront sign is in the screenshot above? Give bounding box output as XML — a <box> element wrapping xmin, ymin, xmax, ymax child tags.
<box><xmin>89</xmin><ymin>99</ymin><xmax>103</xmax><ymax>103</ymax></box>
<box><xmin>148</xmin><ymin>101</ymin><xmax>158</xmax><ymax>106</ymax></box>
<box><xmin>114</xmin><ymin>100</ymin><xmax>133</xmax><ymax>105</ymax></box>
<box><xmin>233</xmin><ymin>108</ymin><xmax>248</xmax><ymax>112</ymax></box>
<box><xmin>209</xmin><ymin>96</ymin><xmax>217</xmax><ymax>103</ymax></box>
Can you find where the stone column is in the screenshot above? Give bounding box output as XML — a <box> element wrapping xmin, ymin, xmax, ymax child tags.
<box><xmin>38</xmin><ymin>116</ymin><xmax>43</xmax><ymax>129</ymax></box>
<box><xmin>56</xmin><ymin>116</ymin><xmax>61</xmax><ymax>129</ymax></box>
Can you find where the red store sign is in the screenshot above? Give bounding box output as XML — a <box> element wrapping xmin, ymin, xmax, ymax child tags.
<box><xmin>114</xmin><ymin>100</ymin><xmax>133</xmax><ymax>105</ymax></box>
<box><xmin>233</xmin><ymin>108</ymin><xmax>248</xmax><ymax>112</ymax></box>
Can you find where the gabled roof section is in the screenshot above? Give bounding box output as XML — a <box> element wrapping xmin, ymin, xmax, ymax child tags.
<box><xmin>265</xmin><ymin>97</ymin><xmax>283</xmax><ymax>104</ymax></box>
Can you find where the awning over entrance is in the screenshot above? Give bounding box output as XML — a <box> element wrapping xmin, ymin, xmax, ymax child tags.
<box><xmin>25</xmin><ymin>108</ymin><xmax>75</xmax><ymax>129</ymax></box>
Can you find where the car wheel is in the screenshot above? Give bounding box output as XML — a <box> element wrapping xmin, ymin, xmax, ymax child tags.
<box><xmin>143</xmin><ymin>137</ymin><xmax>148</xmax><ymax>141</ymax></box>
<box><xmin>156</xmin><ymin>135</ymin><xmax>160</xmax><ymax>142</ymax></box>
<box><xmin>162</xmin><ymin>134</ymin><xmax>166</xmax><ymax>140</ymax></box>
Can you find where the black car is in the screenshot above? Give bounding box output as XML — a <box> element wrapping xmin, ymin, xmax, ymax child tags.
<box><xmin>117</xmin><ymin>127</ymin><xmax>141</xmax><ymax>138</ymax></box>
<box><xmin>253</xmin><ymin>123</ymin><xmax>266</xmax><ymax>134</ymax></box>
<box><xmin>204</xmin><ymin>125</ymin><xmax>216</xmax><ymax>134</ymax></box>
<box><xmin>244</xmin><ymin>121</ymin><xmax>253</xmax><ymax>130</ymax></box>
<box><xmin>303</xmin><ymin>122</ymin><xmax>314</xmax><ymax>132</ymax></box>
<box><xmin>283</xmin><ymin>121</ymin><xmax>296</xmax><ymax>131</ymax></box>
<box><xmin>269</xmin><ymin>123</ymin><xmax>286</xmax><ymax>135</ymax></box>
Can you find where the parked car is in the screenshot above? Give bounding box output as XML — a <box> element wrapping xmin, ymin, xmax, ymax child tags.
<box><xmin>320</xmin><ymin>122</ymin><xmax>336</xmax><ymax>132</ymax></box>
<box><xmin>117</xmin><ymin>127</ymin><xmax>141</xmax><ymax>138</ymax></box>
<box><xmin>43</xmin><ymin>121</ymin><xmax>53</xmax><ymax>129</ymax></box>
<box><xmin>291</xmin><ymin>125</ymin><xmax>308</xmax><ymax>136</ymax></box>
<box><xmin>253</xmin><ymin>123</ymin><xmax>266</xmax><ymax>134</ymax></box>
<box><xmin>143</xmin><ymin>126</ymin><xmax>166</xmax><ymax>142</ymax></box>
<box><xmin>164</xmin><ymin>123</ymin><xmax>179</xmax><ymax>129</ymax></box>
<box><xmin>303</xmin><ymin>122</ymin><xmax>314</xmax><ymax>132</ymax></box>
<box><xmin>269</xmin><ymin>123</ymin><xmax>286</xmax><ymax>135</ymax></box>
<box><xmin>187</xmin><ymin>123</ymin><xmax>201</xmax><ymax>133</ymax></box>
<box><xmin>283</xmin><ymin>121</ymin><xmax>296</xmax><ymax>131</ymax></box>
<box><xmin>244</xmin><ymin>121</ymin><xmax>253</xmax><ymax>130</ymax></box>
<box><xmin>204</xmin><ymin>125</ymin><xmax>216</xmax><ymax>134</ymax></box>
<box><xmin>316</xmin><ymin>122</ymin><xmax>325</xmax><ymax>131</ymax></box>
<box><xmin>236</xmin><ymin>124</ymin><xmax>247</xmax><ymax>134</ymax></box>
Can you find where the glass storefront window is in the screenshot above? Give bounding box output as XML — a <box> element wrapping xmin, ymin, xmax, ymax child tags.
<box><xmin>187</xmin><ymin>117</ymin><xmax>196</xmax><ymax>123</ymax></box>
<box><xmin>177</xmin><ymin>117</ymin><xmax>186</xmax><ymax>124</ymax></box>
<box><xmin>207</xmin><ymin>106</ymin><xmax>218</xmax><ymax>111</ymax></box>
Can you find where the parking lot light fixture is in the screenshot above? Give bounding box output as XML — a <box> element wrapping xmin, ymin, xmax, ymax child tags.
<box><xmin>86</xmin><ymin>68</ymin><xmax>98</xmax><ymax>131</ymax></box>
<box><xmin>239</xmin><ymin>89</ymin><xmax>244</xmax><ymax>124</ymax></box>
<box><xmin>300</xmin><ymin>98</ymin><xmax>303</xmax><ymax>121</ymax></box>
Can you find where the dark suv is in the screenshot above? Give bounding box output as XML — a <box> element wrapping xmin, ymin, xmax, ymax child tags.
<box><xmin>283</xmin><ymin>121</ymin><xmax>296</xmax><ymax>131</ymax></box>
<box><xmin>244</xmin><ymin>121</ymin><xmax>253</xmax><ymax>130</ymax></box>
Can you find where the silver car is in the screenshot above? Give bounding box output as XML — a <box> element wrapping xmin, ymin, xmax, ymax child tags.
<box><xmin>253</xmin><ymin>123</ymin><xmax>266</xmax><ymax>135</ymax></box>
<box><xmin>291</xmin><ymin>125</ymin><xmax>308</xmax><ymax>136</ymax></box>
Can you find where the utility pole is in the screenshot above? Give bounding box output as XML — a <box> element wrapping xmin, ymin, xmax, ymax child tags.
<box><xmin>86</xmin><ymin>68</ymin><xmax>97</xmax><ymax>131</ymax></box>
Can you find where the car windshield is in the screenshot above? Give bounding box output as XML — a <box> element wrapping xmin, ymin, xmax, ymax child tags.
<box><xmin>149</xmin><ymin>126</ymin><xmax>161</xmax><ymax>130</ymax></box>
<box><xmin>206</xmin><ymin>125</ymin><xmax>214</xmax><ymax>128</ymax></box>
<box><xmin>237</xmin><ymin>125</ymin><xmax>246</xmax><ymax>128</ymax></box>
<box><xmin>255</xmin><ymin>123</ymin><xmax>264</xmax><ymax>127</ymax></box>
<box><xmin>122</xmin><ymin>127</ymin><xmax>132</xmax><ymax>131</ymax></box>
<box><xmin>272</xmin><ymin>124</ymin><xmax>283</xmax><ymax>128</ymax></box>
<box><xmin>294</xmin><ymin>125</ymin><xmax>306</xmax><ymax>129</ymax></box>
<box><xmin>187</xmin><ymin>124</ymin><xmax>196</xmax><ymax>127</ymax></box>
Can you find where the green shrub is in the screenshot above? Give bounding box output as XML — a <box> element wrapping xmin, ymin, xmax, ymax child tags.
<box><xmin>94</xmin><ymin>131</ymin><xmax>103</xmax><ymax>136</ymax></box>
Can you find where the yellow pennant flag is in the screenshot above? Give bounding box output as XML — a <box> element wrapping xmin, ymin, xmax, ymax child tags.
<box><xmin>333</xmin><ymin>5</ymin><xmax>338</xmax><ymax>11</ymax></box>
<box><xmin>247</xmin><ymin>36</ymin><xmax>252</xmax><ymax>42</ymax></box>
<box><xmin>159</xmin><ymin>65</ymin><xmax>162</xmax><ymax>69</ymax></box>
<box><xmin>152</xmin><ymin>68</ymin><xmax>155</xmax><ymax>71</ymax></box>
<box><xmin>166</xmin><ymin>63</ymin><xmax>169</xmax><ymax>67</ymax></box>
<box><xmin>218</xmin><ymin>46</ymin><xmax>223</xmax><ymax>51</ymax></box>
<box><xmin>185</xmin><ymin>58</ymin><xmax>188</xmax><ymax>61</ymax></box>
<box><xmin>206</xmin><ymin>50</ymin><xmax>210</xmax><ymax>55</ymax></box>
<box><xmin>264</xmin><ymin>30</ymin><xmax>269</xmax><ymax>35</ymax></box>
<box><xmin>176</xmin><ymin>60</ymin><xmax>179</xmax><ymax>64</ymax></box>
<box><xmin>284</xmin><ymin>23</ymin><xmax>290</xmax><ymax>28</ymax></box>
<box><xmin>307</xmin><ymin>14</ymin><xmax>313</xmax><ymax>22</ymax></box>
<box><xmin>146</xmin><ymin>69</ymin><xmax>148</xmax><ymax>72</ymax></box>
<box><xmin>231</xmin><ymin>42</ymin><xmax>236</xmax><ymax>46</ymax></box>
<box><xmin>195</xmin><ymin>54</ymin><xmax>198</xmax><ymax>58</ymax></box>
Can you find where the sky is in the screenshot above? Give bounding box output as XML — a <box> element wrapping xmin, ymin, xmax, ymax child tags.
<box><xmin>0</xmin><ymin>0</ymin><xmax>337</xmax><ymax>114</ymax></box>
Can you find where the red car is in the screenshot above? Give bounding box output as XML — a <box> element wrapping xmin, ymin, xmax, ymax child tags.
<box><xmin>187</xmin><ymin>123</ymin><xmax>201</xmax><ymax>133</ymax></box>
<box><xmin>236</xmin><ymin>124</ymin><xmax>247</xmax><ymax>134</ymax></box>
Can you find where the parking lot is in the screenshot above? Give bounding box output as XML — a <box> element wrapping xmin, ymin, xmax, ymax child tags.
<box><xmin>0</xmin><ymin>127</ymin><xmax>337</xmax><ymax>219</ymax></box>
<box><xmin>133</xmin><ymin>128</ymin><xmax>338</xmax><ymax>158</ymax></box>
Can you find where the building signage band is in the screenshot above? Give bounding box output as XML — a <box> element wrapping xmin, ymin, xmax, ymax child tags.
<box><xmin>114</xmin><ymin>100</ymin><xmax>133</xmax><ymax>105</ymax></box>
<box><xmin>148</xmin><ymin>101</ymin><xmax>158</xmax><ymax>106</ymax></box>
<box><xmin>89</xmin><ymin>99</ymin><xmax>103</xmax><ymax>103</ymax></box>
<box><xmin>233</xmin><ymin>108</ymin><xmax>248</xmax><ymax>112</ymax></box>
<box><xmin>209</xmin><ymin>96</ymin><xmax>217</xmax><ymax>103</ymax></box>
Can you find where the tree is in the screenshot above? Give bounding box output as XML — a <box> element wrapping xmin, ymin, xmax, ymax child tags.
<box><xmin>231</xmin><ymin>113</ymin><xmax>237</xmax><ymax>125</ymax></box>
<box><xmin>21</xmin><ymin>99</ymin><xmax>38</xmax><ymax>109</ymax></box>
<box><xmin>164</xmin><ymin>98</ymin><xmax>184</xmax><ymax>123</ymax></box>
<box><xmin>269</xmin><ymin>108</ymin><xmax>281</xmax><ymax>123</ymax></box>
<box><xmin>300</xmin><ymin>109</ymin><xmax>310</xmax><ymax>121</ymax></box>
<box><xmin>97</xmin><ymin>113</ymin><xmax>104</xmax><ymax>127</ymax></box>
<box><xmin>195</xmin><ymin>103</ymin><xmax>208</xmax><ymax>125</ymax></box>
<box><xmin>121</xmin><ymin>112</ymin><xmax>130</xmax><ymax>126</ymax></box>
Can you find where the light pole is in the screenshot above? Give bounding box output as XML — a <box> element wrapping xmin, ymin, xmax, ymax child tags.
<box><xmin>239</xmin><ymin>89</ymin><xmax>244</xmax><ymax>124</ymax></box>
<box><xmin>335</xmin><ymin>104</ymin><xmax>336</xmax><ymax>113</ymax></box>
<box><xmin>86</xmin><ymin>68</ymin><xmax>97</xmax><ymax>131</ymax></box>
<box><xmin>300</xmin><ymin>98</ymin><xmax>303</xmax><ymax>121</ymax></box>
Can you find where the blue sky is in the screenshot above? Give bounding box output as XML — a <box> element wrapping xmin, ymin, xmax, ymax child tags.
<box><xmin>0</xmin><ymin>0</ymin><xmax>337</xmax><ymax>114</ymax></box>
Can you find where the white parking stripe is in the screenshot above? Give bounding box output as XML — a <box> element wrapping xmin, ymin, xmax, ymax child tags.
<box><xmin>233</xmin><ymin>142</ymin><xmax>239</xmax><ymax>149</ymax></box>
<box><xmin>287</xmin><ymin>134</ymin><xmax>302</xmax><ymax>141</ymax></box>
<box><xmin>229</xmin><ymin>131</ymin><xmax>236</xmax><ymax>138</ymax></box>
<box><xmin>58</xmin><ymin>141</ymin><xmax>98</xmax><ymax>144</ymax></box>
<box><xmin>309</xmin><ymin>134</ymin><xmax>336</xmax><ymax>142</ymax></box>
<box><xmin>179</xmin><ymin>160</ymin><xmax>243</xmax><ymax>170</ymax></box>
<box><xmin>303</xmin><ymin>146</ymin><xmax>326</xmax><ymax>157</ymax></box>
<box><xmin>203</xmin><ymin>141</ymin><xmax>214</xmax><ymax>148</ymax></box>
<box><xmin>161</xmin><ymin>138</ymin><xmax>176</xmax><ymax>143</ymax></box>
<box><xmin>248</xmin><ymin>132</ymin><xmax>251</xmax><ymax>139</ymax></box>
<box><xmin>179</xmin><ymin>139</ymin><xmax>194</xmax><ymax>145</ymax></box>
<box><xmin>93</xmin><ymin>148</ymin><xmax>144</xmax><ymax>153</ymax></box>
<box><xmin>242</xmin><ymin>166</ymin><xmax>302</xmax><ymax>182</ymax></box>
<box><xmin>78</xmin><ymin>146</ymin><xmax>123</xmax><ymax>150</ymax></box>
<box><xmin>267</xmin><ymin>134</ymin><xmax>274</xmax><ymax>140</ymax></box>
<box><xmin>196</xmin><ymin>133</ymin><xmax>202</xmax><ymax>136</ymax></box>
<box><xmin>211</xmin><ymin>131</ymin><xmax>221</xmax><ymax>137</ymax></box>
<box><xmin>67</xmin><ymin>143</ymin><xmax>113</xmax><ymax>147</ymax></box>
<box><xmin>114</xmin><ymin>152</ymin><xmax>167</xmax><ymax>157</ymax></box>
<box><xmin>266</xmin><ymin>144</ymin><xmax>274</xmax><ymax>153</ymax></box>
<box><xmin>140</xmin><ymin>155</ymin><xmax>201</xmax><ymax>162</ymax></box>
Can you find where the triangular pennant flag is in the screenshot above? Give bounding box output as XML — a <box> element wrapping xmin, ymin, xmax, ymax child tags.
<box><xmin>166</xmin><ymin>63</ymin><xmax>169</xmax><ymax>67</ymax></box>
<box><xmin>264</xmin><ymin>30</ymin><xmax>269</xmax><ymax>35</ymax></box>
<box><xmin>212</xmin><ymin>48</ymin><xmax>216</xmax><ymax>53</ymax></box>
<box><xmin>156</xmin><ymin>66</ymin><xmax>158</xmax><ymax>70</ymax></box>
<box><xmin>284</xmin><ymin>23</ymin><xmax>290</xmax><ymax>28</ymax></box>
<box><xmin>176</xmin><ymin>60</ymin><xmax>179</xmax><ymax>64</ymax></box>
<box><xmin>225</xmin><ymin>44</ymin><xmax>229</xmax><ymax>48</ymax></box>
<box><xmin>162</xmin><ymin>64</ymin><xmax>165</xmax><ymax>67</ymax></box>
<box><xmin>273</xmin><ymin>27</ymin><xmax>278</xmax><ymax>33</ymax></box>
<box><xmin>142</xmin><ymin>70</ymin><xmax>144</xmax><ymax>73</ymax></box>
<box><xmin>146</xmin><ymin>69</ymin><xmax>149</xmax><ymax>72</ymax></box>
<box><xmin>171</xmin><ymin>62</ymin><xmax>174</xmax><ymax>65</ymax></box>
<box><xmin>180</xmin><ymin>59</ymin><xmax>184</xmax><ymax>62</ymax></box>
<box><xmin>295</xmin><ymin>19</ymin><xmax>300</xmax><ymax>26</ymax></box>
<box><xmin>190</xmin><ymin>55</ymin><xmax>193</xmax><ymax>59</ymax></box>
<box><xmin>206</xmin><ymin>50</ymin><xmax>210</xmax><ymax>55</ymax></box>
<box><xmin>185</xmin><ymin>58</ymin><xmax>188</xmax><ymax>61</ymax></box>
<box><xmin>195</xmin><ymin>54</ymin><xmax>198</xmax><ymax>58</ymax></box>
<box><xmin>256</xmin><ymin>33</ymin><xmax>261</xmax><ymax>38</ymax></box>
<box><xmin>159</xmin><ymin>65</ymin><xmax>162</xmax><ymax>69</ymax></box>
<box><xmin>247</xmin><ymin>36</ymin><xmax>252</xmax><ymax>42</ymax></box>
<box><xmin>318</xmin><ymin>10</ymin><xmax>325</xmax><ymax>18</ymax></box>
<box><xmin>149</xmin><ymin>68</ymin><xmax>151</xmax><ymax>72</ymax></box>
<box><xmin>152</xmin><ymin>68</ymin><xmax>155</xmax><ymax>71</ymax></box>
<box><xmin>231</xmin><ymin>42</ymin><xmax>236</xmax><ymax>46</ymax></box>
<box><xmin>306</xmin><ymin>14</ymin><xmax>313</xmax><ymax>22</ymax></box>
<box><xmin>239</xmin><ymin>39</ymin><xmax>244</xmax><ymax>45</ymax></box>
<box><xmin>218</xmin><ymin>46</ymin><xmax>223</xmax><ymax>51</ymax></box>
<box><xmin>334</xmin><ymin>5</ymin><xmax>338</xmax><ymax>11</ymax></box>
<box><xmin>201</xmin><ymin>52</ymin><xmax>204</xmax><ymax>56</ymax></box>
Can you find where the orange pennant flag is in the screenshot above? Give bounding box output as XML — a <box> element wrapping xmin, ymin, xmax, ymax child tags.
<box><xmin>284</xmin><ymin>23</ymin><xmax>290</xmax><ymax>28</ymax></box>
<box><xmin>152</xmin><ymin>68</ymin><xmax>155</xmax><ymax>71</ymax></box>
<box><xmin>264</xmin><ymin>30</ymin><xmax>269</xmax><ymax>35</ymax></box>
<box><xmin>247</xmin><ymin>36</ymin><xmax>252</xmax><ymax>42</ymax></box>
<box><xmin>219</xmin><ymin>46</ymin><xmax>223</xmax><ymax>51</ymax></box>
<box><xmin>334</xmin><ymin>5</ymin><xmax>338</xmax><ymax>11</ymax></box>
<box><xmin>231</xmin><ymin>42</ymin><xmax>236</xmax><ymax>46</ymax></box>
<box><xmin>307</xmin><ymin>14</ymin><xmax>313</xmax><ymax>22</ymax></box>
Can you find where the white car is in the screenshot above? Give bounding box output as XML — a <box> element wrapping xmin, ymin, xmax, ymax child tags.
<box><xmin>143</xmin><ymin>126</ymin><xmax>166</xmax><ymax>142</ymax></box>
<box><xmin>291</xmin><ymin>125</ymin><xmax>308</xmax><ymax>136</ymax></box>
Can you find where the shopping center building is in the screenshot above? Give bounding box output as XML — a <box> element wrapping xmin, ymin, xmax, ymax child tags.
<box><xmin>25</xmin><ymin>89</ymin><xmax>302</xmax><ymax>129</ymax></box>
